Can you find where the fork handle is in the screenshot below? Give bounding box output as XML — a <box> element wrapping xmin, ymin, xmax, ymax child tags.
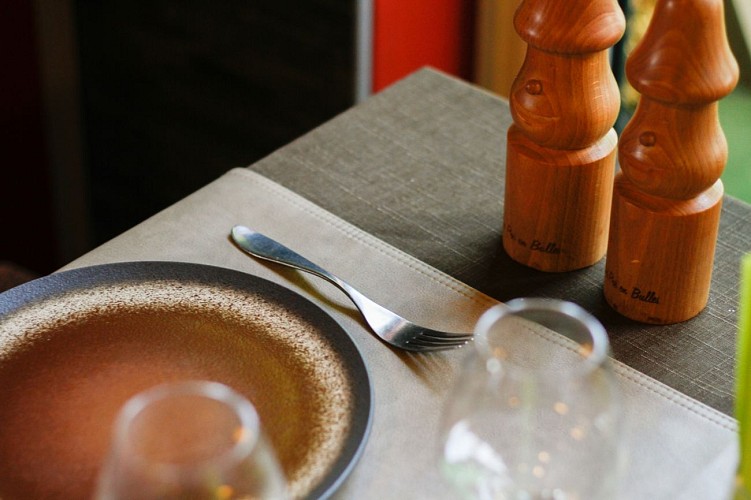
<box><xmin>231</xmin><ymin>225</ymin><xmax>352</xmax><ymax>294</ymax></box>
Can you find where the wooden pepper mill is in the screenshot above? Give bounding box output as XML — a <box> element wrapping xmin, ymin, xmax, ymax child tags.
<box><xmin>502</xmin><ymin>0</ymin><xmax>625</xmax><ymax>272</ymax></box>
<box><xmin>604</xmin><ymin>0</ymin><xmax>739</xmax><ymax>324</ymax></box>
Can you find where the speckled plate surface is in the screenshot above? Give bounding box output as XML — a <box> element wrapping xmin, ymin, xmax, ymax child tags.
<box><xmin>0</xmin><ymin>261</ymin><xmax>372</xmax><ymax>499</ymax></box>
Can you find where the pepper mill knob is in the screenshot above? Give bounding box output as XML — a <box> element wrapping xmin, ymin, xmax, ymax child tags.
<box><xmin>511</xmin><ymin>0</ymin><xmax>624</xmax><ymax>149</ymax></box>
<box><xmin>604</xmin><ymin>0</ymin><xmax>739</xmax><ymax>323</ymax></box>
<box><xmin>503</xmin><ymin>0</ymin><xmax>625</xmax><ymax>271</ymax></box>
<box><xmin>619</xmin><ymin>0</ymin><xmax>739</xmax><ymax>200</ymax></box>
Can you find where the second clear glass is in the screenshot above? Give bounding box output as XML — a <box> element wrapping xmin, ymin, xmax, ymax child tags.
<box><xmin>439</xmin><ymin>298</ymin><xmax>624</xmax><ymax>499</ymax></box>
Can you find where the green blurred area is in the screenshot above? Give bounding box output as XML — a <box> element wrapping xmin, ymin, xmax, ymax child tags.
<box><xmin>720</xmin><ymin>85</ymin><xmax>751</xmax><ymax>204</ymax></box>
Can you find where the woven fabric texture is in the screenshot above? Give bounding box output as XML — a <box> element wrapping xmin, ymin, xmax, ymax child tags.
<box><xmin>251</xmin><ymin>68</ymin><xmax>751</xmax><ymax>416</ymax></box>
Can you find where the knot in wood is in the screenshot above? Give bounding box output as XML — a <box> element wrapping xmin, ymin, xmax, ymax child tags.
<box><xmin>639</xmin><ymin>132</ymin><xmax>656</xmax><ymax>147</ymax></box>
<box><xmin>525</xmin><ymin>80</ymin><xmax>543</xmax><ymax>95</ymax></box>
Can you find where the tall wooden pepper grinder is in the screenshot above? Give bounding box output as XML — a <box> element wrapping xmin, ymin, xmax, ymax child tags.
<box><xmin>502</xmin><ymin>0</ymin><xmax>625</xmax><ymax>272</ymax></box>
<box><xmin>604</xmin><ymin>0</ymin><xmax>739</xmax><ymax>324</ymax></box>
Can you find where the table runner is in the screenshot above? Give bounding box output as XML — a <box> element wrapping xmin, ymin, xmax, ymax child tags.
<box><xmin>64</xmin><ymin>168</ymin><xmax>737</xmax><ymax>498</ymax></box>
<box><xmin>249</xmin><ymin>68</ymin><xmax>751</xmax><ymax>417</ymax></box>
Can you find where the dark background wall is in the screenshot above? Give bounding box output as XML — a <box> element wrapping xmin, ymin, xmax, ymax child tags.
<box><xmin>1</xmin><ymin>1</ymin><xmax>357</xmax><ymax>277</ymax></box>
<box><xmin>75</xmin><ymin>1</ymin><xmax>357</xmax><ymax>246</ymax></box>
<box><xmin>1</xmin><ymin>1</ymin><xmax>55</xmax><ymax>274</ymax></box>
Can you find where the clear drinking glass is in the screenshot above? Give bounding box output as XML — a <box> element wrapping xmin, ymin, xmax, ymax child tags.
<box><xmin>439</xmin><ymin>298</ymin><xmax>623</xmax><ymax>499</ymax></box>
<box><xmin>95</xmin><ymin>380</ymin><xmax>288</xmax><ymax>499</ymax></box>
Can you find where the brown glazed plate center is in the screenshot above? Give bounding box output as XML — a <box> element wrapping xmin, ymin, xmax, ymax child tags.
<box><xmin>0</xmin><ymin>261</ymin><xmax>372</xmax><ymax>499</ymax></box>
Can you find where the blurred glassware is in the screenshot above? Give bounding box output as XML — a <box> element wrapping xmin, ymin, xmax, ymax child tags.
<box><xmin>96</xmin><ymin>380</ymin><xmax>287</xmax><ymax>499</ymax></box>
<box><xmin>735</xmin><ymin>253</ymin><xmax>751</xmax><ymax>499</ymax></box>
<box><xmin>438</xmin><ymin>298</ymin><xmax>624</xmax><ymax>499</ymax></box>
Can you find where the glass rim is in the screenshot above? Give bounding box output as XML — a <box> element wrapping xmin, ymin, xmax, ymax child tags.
<box><xmin>112</xmin><ymin>380</ymin><xmax>260</xmax><ymax>472</ymax></box>
<box><xmin>473</xmin><ymin>297</ymin><xmax>611</xmax><ymax>371</ymax></box>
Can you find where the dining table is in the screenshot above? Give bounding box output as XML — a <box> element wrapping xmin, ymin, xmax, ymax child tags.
<box><xmin>24</xmin><ymin>67</ymin><xmax>751</xmax><ymax>498</ymax></box>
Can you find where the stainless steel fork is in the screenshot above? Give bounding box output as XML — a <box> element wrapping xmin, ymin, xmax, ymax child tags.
<box><xmin>231</xmin><ymin>225</ymin><xmax>473</xmax><ymax>352</ymax></box>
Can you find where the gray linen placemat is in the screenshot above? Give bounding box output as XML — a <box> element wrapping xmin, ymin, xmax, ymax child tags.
<box><xmin>250</xmin><ymin>67</ymin><xmax>751</xmax><ymax>417</ymax></box>
<box><xmin>63</xmin><ymin>168</ymin><xmax>737</xmax><ymax>499</ymax></box>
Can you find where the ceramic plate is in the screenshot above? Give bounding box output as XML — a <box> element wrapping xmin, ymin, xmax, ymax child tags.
<box><xmin>0</xmin><ymin>261</ymin><xmax>372</xmax><ymax>499</ymax></box>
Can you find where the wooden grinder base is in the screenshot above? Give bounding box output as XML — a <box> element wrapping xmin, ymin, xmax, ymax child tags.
<box><xmin>604</xmin><ymin>173</ymin><xmax>724</xmax><ymax>324</ymax></box>
<box><xmin>502</xmin><ymin>125</ymin><xmax>617</xmax><ymax>272</ymax></box>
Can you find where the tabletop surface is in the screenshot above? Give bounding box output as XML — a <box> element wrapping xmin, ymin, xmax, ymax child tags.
<box><xmin>32</xmin><ymin>67</ymin><xmax>742</xmax><ymax>498</ymax></box>
<box><xmin>250</xmin><ymin>67</ymin><xmax>751</xmax><ymax>417</ymax></box>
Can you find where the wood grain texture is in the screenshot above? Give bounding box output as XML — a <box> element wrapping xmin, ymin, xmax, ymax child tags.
<box><xmin>509</xmin><ymin>47</ymin><xmax>621</xmax><ymax>149</ymax></box>
<box><xmin>503</xmin><ymin>0</ymin><xmax>625</xmax><ymax>272</ymax></box>
<box><xmin>514</xmin><ymin>0</ymin><xmax>625</xmax><ymax>53</ymax></box>
<box><xmin>605</xmin><ymin>0</ymin><xmax>739</xmax><ymax>324</ymax></box>
<box><xmin>626</xmin><ymin>0</ymin><xmax>739</xmax><ymax>104</ymax></box>
<box><xmin>619</xmin><ymin>0</ymin><xmax>739</xmax><ymax>200</ymax></box>
<box><xmin>605</xmin><ymin>174</ymin><xmax>724</xmax><ymax>324</ymax></box>
<box><xmin>620</xmin><ymin>100</ymin><xmax>728</xmax><ymax>200</ymax></box>
<box><xmin>504</xmin><ymin>127</ymin><xmax>617</xmax><ymax>271</ymax></box>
